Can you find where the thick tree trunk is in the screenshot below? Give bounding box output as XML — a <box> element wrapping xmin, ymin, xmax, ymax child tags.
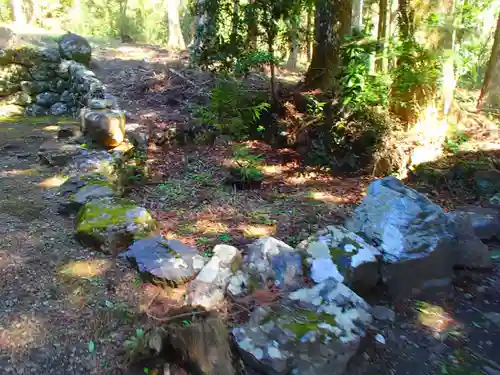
<box><xmin>168</xmin><ymin>0</ymin><xmax>186</xmax><ymax>49</ymax></box>
<box><xmin>10</xmin><ymin>0</ymin><xmax>26</xmax><ymax>25</ymax></box>
<box><xmin>303</xmin><ymin>0</ymin><xmax>344</xmax><ymax>90</ymax></box>
<box><xmin>478</xmin><ymin>12</ymin><xmax>500</xmax><ymax>110</ymax></box>
<box><xmin>376</xmin><ymin>0</ymin><xmax>388</xmax><ymax>72</ymax></box>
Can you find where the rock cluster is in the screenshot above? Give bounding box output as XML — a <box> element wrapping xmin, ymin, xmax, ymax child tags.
<box><xmin>0</xmin><ymin>33</ymin><xmax>108</xmax><ymax>117</ymax></box>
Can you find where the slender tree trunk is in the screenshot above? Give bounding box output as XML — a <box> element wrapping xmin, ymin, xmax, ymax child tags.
<box><xmin>287</xmin><ymin>17</ymin><xmax>299</xmax><ymax>70</ymax></box>
<box><xmin>376</xmin><ymin>0</ymin><xmax>388</xmax><ymax>72</ymax></box>
<box><xmin>388</xmin><ymin>0</ymin><xmax>398</xmax><ymax>68</ymax></box>
<box><xmin>478</xmin><ymin>11</ymin><xmax>500</xmax><ymax>110</ymax></box>
<box><xmin>230</xmin><ymin>0</ymin><xmax>239</xmax><ymax>49</ymax></box>
<box><xmin>168</xmin><ymin>0</ymin><xmax>186</xmax><ymax>49</ymax></box>
<box><xmin>118</xmin><ymin>0</ymin><xmax>129</xmax><ymax>41</ymax></box>
<box><xmin>303</xmin><ymin>0</ymin><xmax>342</xmax><ymax>90</ymax></box>
<box><xmin>352</xmin><ymin>0</ymin><xmax>363</xmax><ymax>33</ymax></box>
<box><xmin>10</xmin><ymin>0</ymin><xmax>26</xmax><ymax>25</ymax></box>
<box><xmin>340</xmin><ymin>0</ymin><xmax>353</xmax><ymax>38</ymax></box>
<box><xmin>306</xmin><ymin>4</ymin><xmax>313</xmax><ymax>61</ymax></box>
<box><xmin>438</xmin><ymin>0</ymin><xmax>457</xmax><ymax>116</ymax></box>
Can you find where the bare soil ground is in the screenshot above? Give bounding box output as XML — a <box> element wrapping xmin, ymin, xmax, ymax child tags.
<box><xmin>0</xmin><ymin>39</ymin><xmax>499</xmax><ymax>375</ymax></box>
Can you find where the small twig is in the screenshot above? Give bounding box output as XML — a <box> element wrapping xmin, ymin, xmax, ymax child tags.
<box><xmin>146</xmin><ymin>308</ymin><xmax>204</xmax><ymax>323</ymax></box>
<box><xmin>168</xmin><ymin>68</ymin><xmax>198</xmax><ymax>89</ymax></box>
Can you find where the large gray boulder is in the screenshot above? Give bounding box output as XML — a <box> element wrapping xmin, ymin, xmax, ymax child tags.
<box><xmin>121</xmin><ymin>236</ymin><xmax>207</xmax><ymax>285</ymax></box>
<box><xmin>232</xmin><ymin>279</ymin><xmax>372</xmax><ymax>375</ymax></box>
<box><xmin>346</xmin><ymin>177</ymin><xmax>457</xmax><ymax>299</ymax></box>
<box><xmin>297</xmin><ymin>225</ymin><xmax>381</xmax><ymax>293</ymax></box>
<box><xmin>58</xmin><ymin>33</ymin><xmax>91</xmax><ymax>65</ymax></box>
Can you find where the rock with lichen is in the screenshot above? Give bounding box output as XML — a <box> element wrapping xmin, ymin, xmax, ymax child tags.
<box><xmin>187</xmin><ymin>244</ymin><xmax>242</xmax><ymax>309</ymax></box>
<box><xmin>121</xmin><ymin>236</ymin><xmax>207</xmax><ymax>285</ymax></box>
<box><xmin>297</xmin><ymin>225</ymin><xmax>381</xmax><ymax>293</ymax></box>
<box><xmin>59</xmin><ymin>33</ymin><xmax>92</xmax><ymax>65</ymax></box>
<box><xmin>81</xmin><ymin>109</ymin><xmax>126</xmax><ymax>148</ymax></box>
<box><xmin>57</xmin><ymin>173</ymin><xmax>118</xmax><ymax>214</ymax></box>
<box><xmin>227</xmin><ymin>237</ymin><xmax>303</xmax><ymax>298</ymax></box>
<box><xmin>232</xmin><ymin>279</ymin><xmax>372</xmax><ymax>375</ymax></box>
<box><xmin>75</xmin><ymin>197</ymin><xmax>157</xmax><ymax>254</ymax></box>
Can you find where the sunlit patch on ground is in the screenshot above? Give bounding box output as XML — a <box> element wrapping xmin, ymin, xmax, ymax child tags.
<box><xmin>1</xmin><ymin>168</ymin><xmax>39</xmax><ymax>177</ymax></box>
<box><xmin>0</xmin><ymin>314</ymin><xmax>46</xmax><ymax>350</ymax></box>
<box><xmin>39</xmin><ymin>174</ymin><xmax>68</xmax><ymax>188</ymax></box>
<box><xmin>241</xmin><ymin>224</ymin><xmax>276</xmax><ymax>238</ymax></box>
<box><xmin>42</xmin><ymin>125</ymin><xmax>60</xmax><ymax>132</ymax></box>
<box><xmin>308</xmin><ymin>190</ymin><xmax>349</xmax><ymax>204</ymax></box>
<box><xmin>58</xmin><ymin>259</ymin><xmax>114</xmax><ymax>278</ymax></box>
<box><xmin>415</xmin><ymin>301</ymin><xmax>463</xmax><ymax>340</ymax></box>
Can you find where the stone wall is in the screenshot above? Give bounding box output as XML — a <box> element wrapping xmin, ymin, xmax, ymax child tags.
<box><xmin>0</xmin><ymin>42</ymin><xmax>112</xmax><ymax>117</ymax></box>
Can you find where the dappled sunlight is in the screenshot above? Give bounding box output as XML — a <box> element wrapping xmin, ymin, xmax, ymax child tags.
<box><xmin>415</xmin><ymin>301</ymin><xmax>455</xmax><ymax>336</ymax></box>
<box><xmin>0</xmin><ymin>314</ymin><xmax>46</xmax><ymax>350</ymax></box>
<box><xmin>58</xmin><ymin>259</ymin><xmax>113</xmax><ymax>278</ymax></box>
<box><xmin>308</xmin><ymin>190</ymin><xmax>349</xmax><ymax>204</ymax></box>
<box><xmin>261</xmin><ymin>164</ymin><xmax>288</xmax><ymax>176</ymax></box>
<box><xmin>39</xmin><ymin>175</ymin><xmax>68</xmax><ymax>188</ymax></box>
<box><xmin>193</xmin><ymin>219</ymin><xmax>230</xmax><ymax>236</ymax></box>
<box><xmin>1</xmin><ymin>168</ymin><xmax>39</xmax><ymax>177</ymax></box>
<box><xmin>241</xmin><ymin>224</ymin><xmax>276</xmax><ymax>238</ymax></box>
<box><xmin>138</xmin><ymin>283</ymin><xmax>187</xmax><ymax>316</ymax></box>
<box><xmin>42</xmin><ymin>125</ymin><xmax>60</xmax><ymax>132</ymax></box>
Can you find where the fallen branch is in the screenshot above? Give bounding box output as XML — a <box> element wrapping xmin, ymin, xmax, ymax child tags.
<box><xmin>168</xmin><ymin>68</ymin><xmax>199</xmax><ymax>89</ymax></box>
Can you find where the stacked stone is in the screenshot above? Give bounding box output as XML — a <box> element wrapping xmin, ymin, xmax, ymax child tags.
<box><xmin>0</xmin><ymin>32</ymin><xmax>107</xmax><ymax>117</ymax></box>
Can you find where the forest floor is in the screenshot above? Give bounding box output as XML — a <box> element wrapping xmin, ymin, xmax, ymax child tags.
<box><xmin>0</xmin><ymin>37</ymin><xmax>499</xmax><ymax>375</ymax></box>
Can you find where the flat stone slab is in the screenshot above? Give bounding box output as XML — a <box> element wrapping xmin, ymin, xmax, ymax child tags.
<box><xmin>121</xmin><ymin>236</ymin><xmax>206</xmax><ymax>285</ymax></box>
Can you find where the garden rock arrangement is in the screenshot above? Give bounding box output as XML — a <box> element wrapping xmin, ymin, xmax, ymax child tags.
<box><xmin>0</xmin><ymin>32</ymin><xmax>109</xmax><ymax>117</ymax></box>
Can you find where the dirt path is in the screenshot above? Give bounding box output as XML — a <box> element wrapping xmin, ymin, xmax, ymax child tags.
<box><xmin>0</xmin><ymin>118</ymin><xmax>152</xmax><ymax>375</ymax></box>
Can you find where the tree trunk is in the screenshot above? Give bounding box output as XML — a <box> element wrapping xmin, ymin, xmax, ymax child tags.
<box><xmin>376</xmin><ymin>0</ymin><xmax>388</xmax><ymax>72</ymax></box>
<box><xmin>167</xmin><ymin>0</ymin><xmax>186</xmax><ymax>49</ymax></box>
<box><xmin>306</xmin><ymin>4</ymin><xmax>313</xmax><ymax>61</ymax></box>
<box><xmin>352</xmin><ymin>0</ymin><xmax>363</xmax><ymax>33</ymax></box>
<box><xmin>303</xmin><ymin>0</ymin><xmax>345</xmax><ymax>90</ymax></box>
<box><xmin>246</xmin><ymin>0</ymin><xmax>258</xmax><ymax>50</ymax></box>
<box><xmin>287</xmin><ymin>16</ymin><xmax>299</xmax><ymax>70</ymax></box>
<box><xmin>478</xmin><ymin>11</ymin><xmax>500</xmax><ymax>110</ymax></box>
<box><xmin>118</xmin><ymin>0</ymin><xmax>129</xmax><ymax>42</ymax></box>
<box><xmin>230</xmin><ymin>0</ymin><xmax>239</xmax><ymax>50</ymax></box>
<box><xmin>438</xmin><ymin>0</ymin><xmax>457</xmax><ymax>116</ymax></box>
<box><xmin>10</xmin><ymin>0</ymin><xmax>26</xmax><ymax>25</ymax></box>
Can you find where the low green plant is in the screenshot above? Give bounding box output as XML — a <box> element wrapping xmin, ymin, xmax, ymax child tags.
<box><xmin>193</xmin><ymin>74</ymin><xmax>270</xmax><ymax>140</ymax></box>
<box><xmin>230</xmin><ymin>145</ymin><xmax>265</xmax><ymax>183</ymax></box>
<box><xmin>444</xmin><ymin>131</ymin><xmax>470</xmax><ymax>153</ymax></box>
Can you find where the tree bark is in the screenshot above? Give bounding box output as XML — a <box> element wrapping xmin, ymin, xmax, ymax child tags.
<box><xmin>167</xmin><ymin>0</ymin><xmax>186</xmax><ymax>49</ymax></box>
<box><xmin>246</xmin><ymin>0</ymin><xmax>258</xmax><ymax>50</ymax></box>
<box><xmin>287</xmin><ymin>16</ymin><xmax>299</xmax><ymax>70</ymax></box>
<box><xmin>303</xmin><ymin>0</ymin><xmax>345</xmax><ymax>90</ymax></box>
<box><xmin>118</xmin><ymin>0</ymin><xmax>129</xmax><ymax>42</ymax></box>
<box><xmin>352</xmin><ymin>0</ymin><xmax>363</xmax><ymax>33</ymax></box>
<box><xmin>306</xmin><ymin>4</ymin><xmax>313</xmax><ymax>61</ymax></box>
<box><xmin>10</xmin><ymin>0</ymin><xmax>26</xmax><ymax>25</ymax></box>
<box><xmin>478</xmin><ymin>11</ymin><xmax>500</xmax><ymax>110</ymax></box>
<box><xmin>376</xmin><ymin>0</ymin><xmax>388</xmax><ymax>72</ymax></box>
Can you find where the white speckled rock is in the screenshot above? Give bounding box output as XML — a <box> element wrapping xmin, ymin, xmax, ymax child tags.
<box><xmin>226</xmin><ymin>237</ymin><xmax>303</xmax><ymax>298</ymax></box>
<box><xmin>346</xmin><ymin>177</ymin><xmax>456</xmax><ymax>299</ymax></box>
<box><xmin>232</xmin><ymin>279</ymin><xmax>372</xmax><ymax>375</ymax></box>
<box><xmin>187</xmin><ymin>244</ymin><xmax>242</xmax><ymax>309</ymax></box>
<box><xmin>297</xmin><ymin>225</ymin><xmax>381</xmax><ymax>293</ymax></box>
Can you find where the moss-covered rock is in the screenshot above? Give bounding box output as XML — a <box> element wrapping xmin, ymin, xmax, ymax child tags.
<box><xmin>0</xmin><ymin>64</ymin><xmax>30</xmax><ymax>83</ymax></box>
<box><xmin>75</xmin><ymin>197</ymin><xmax>157</xmax><ymax>254</ymax></box>
<box><xmin>58</xmin><ymin>173</ymin><xmax>118</xmax><ymax>214</ymax></box>
<box><xmin>0</xmin><ymin>45</ymin><xmax>60</xmax><ymax>67</ymax></box>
